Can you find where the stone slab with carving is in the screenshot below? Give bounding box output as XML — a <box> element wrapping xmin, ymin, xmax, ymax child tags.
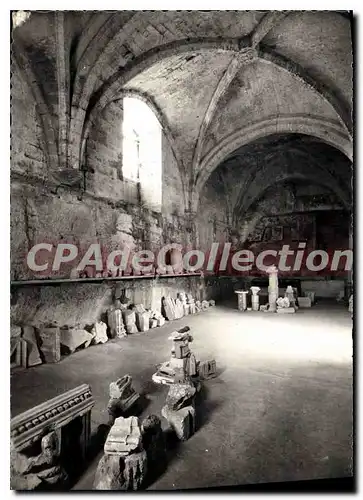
<box><xmin>107</xmin><ymin>308</ymin><xmax>126</xmax><ymax>338</ymax></box>
<box><xmin>104</xmin><ymin>416</ymin><xmax>142</xmax><ymax>456</ymax></box>
<box><xmin>161</xmin><ymin>405</ymin><xmax>196</xmax><ymax>441</ymax></box>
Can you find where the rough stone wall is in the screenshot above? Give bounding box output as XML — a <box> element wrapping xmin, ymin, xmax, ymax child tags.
<box><xmin>11</xmin><ymin>276</ymin><xmax>205</xmax><ymax>329</ymax></box>
<box><xmin>11</xmin><ymin>65</ymin><xmax>47</xmax><ymax>179</ymax></box>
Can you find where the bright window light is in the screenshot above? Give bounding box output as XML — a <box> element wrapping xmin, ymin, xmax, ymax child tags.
<box><xmin>122</xmin><ymin>97</ymin><xmax>162</xmax><ymax>211</ymax></box>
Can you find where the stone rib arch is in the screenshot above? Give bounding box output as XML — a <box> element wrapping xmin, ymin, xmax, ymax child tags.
<box><xmin>192</xmin><ymin>115</ymin><xmax>352</xmax><ymax>213</ymax></box>
<box><xmin>11</xmin><ymin>46</ymin><xmax>58</xmax><ymax>171</ymax></box>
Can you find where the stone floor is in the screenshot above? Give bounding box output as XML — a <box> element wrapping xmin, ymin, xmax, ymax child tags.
<box><xmin>11</xmin><ymin>301</ymin><xmax>353</xmax><ymax>490</ymax></box>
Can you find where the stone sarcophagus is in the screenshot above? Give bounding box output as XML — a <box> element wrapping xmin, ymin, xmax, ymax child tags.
<box><xmin>11</xmin><ymin>384</ymin><xmax>95</xmax><ymax>489</ymax></box>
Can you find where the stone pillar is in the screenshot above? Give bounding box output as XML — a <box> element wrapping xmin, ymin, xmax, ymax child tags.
<box><xmin>235</xmin><ymin>290</ymin><xmax>248</xmax><ymax>311</ymax></box>
<box><xmin>250</xmin><ymin>286</ymin><xmax>260</xmax><ymax>311</ymax></box>
<box><xmin>266</xmin><ymin>265</ymin><xmax>279</xmax><ymax>312</ymax></box>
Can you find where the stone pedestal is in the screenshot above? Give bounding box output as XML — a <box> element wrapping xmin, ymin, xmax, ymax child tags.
<box><xmin>235</xmin><ymin>290</ymin><xmax>248</xmax><ymax>311</ymax></box>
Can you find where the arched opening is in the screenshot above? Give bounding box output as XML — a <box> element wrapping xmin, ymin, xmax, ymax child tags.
<box><xmin>196</xmin><ymin>132</ymin><xmax>352</xmax><ymax>298</ymax></box>
<box><xmin>122</xmin><ymin>96</ymin><xmax>162</xmax><ymax>211</ymax></box>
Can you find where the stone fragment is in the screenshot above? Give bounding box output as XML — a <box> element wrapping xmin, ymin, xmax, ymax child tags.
<box><xmin>107</xmin><ymin>308</ymin><xmax>126</xmax><ymax>338</ymax></box>
<box><xmin>157</xmin><ymin>316</ymin><xmax>165</xmax><ymax>327</ymax></box>
<box><xmin>174</xmin><ymin>342</ymin><xmax>190</xmax><ymax>359</ymax></box>
<box><xmin>161</xmin><ymin>405</ymin><xmax>196</xmax><ymax>441</ymax></box>
<box><xmin>201</xmin><ymin>300</ymin><xmax>209</xmax><ymax>310</ymax></box>
<box><xmin>195</xmin><ymin>300</ymin><xmax>202</xmax><ymax>312</ymax></box>
<box><xmin>39</xmin><ymin>327</ymin><xmax>61</xmax><ymax>363</ymax></box>
<box><xmin>91</xmin><ymin>321</ymin><xmax>108</xmax><ymax>344</ymax></box>
<box><xmin>174</xmin><ymin>298</ymin><xmax>184</xmax><ymax>319</ymax></box>
<box><xmin>250</xmin><ymin>286</ymin><xmax>261</xmax><ymax>311</ymax></box>
<box><xmin>149</xmin><ymin>318</ymin><xmax>158</xmax><ymax>328</ymax></box>
<box><xmin>104</xmin><ymin>416</ymin><xmax>142</xmax><ymax>456</ymax></box>
<box><xmin>108</xmin><ymin>375</ymin><xmax>140</xmax><ymax>421</ymax></box>
<box><xmin>209</xmin><ymin>300</ymin><xmax>216</xmax><ymax>307</ymax></box>
<box><xmin>22</xmin><ymin>326</ymin><xmax>42</xmax><ymax>367</ymax></box>
<box><xmin>15</xmin><ymin>339</ymin><xmax>27</xmax><ymax>367</ymax></box>
<box><xmin>276</xmin><ymin>307</ymin><xmax>296</xmax><ymax>314</ymax></box>
<box><xmin>349</xmin><ymin>294</ymin><xmax>353</xmax><ymax>314</ymax></box>
<box><xmin>297</xmin><ymin>297</ymin><xmax>312</xmax><ymax>308</ymax></box>
<box><xmin>304</xmin><ymin>291</ymin><xmax>316</xmax><ymax>304</ymax></box>
<box><xmin>276</xmin><ymin>296</ymin><xmax>290</xmax><ymax>308</ymax></box>
<box><xmin>124</xmin><ymin>450</ymin><xmax>147</xmax><ymax>490</ymax></box>
<box><xmin>135</xmin><ymin>311</ymin><xmax>150</xmax><ymax>332</ymax></box>
<box><xmin>162</xmin><ymin>297</ymin><xmax>175</xmax><ymax>321</ymax></box>
<box><xmin>93</xmin><ymin>454</ymin><xmax>126</xmax><ymax>490</ymax></box>
<box><xmin>60</xmin><ymin>328</ymin><xmax>93</xmax><ymax>354</ymax></box>
<box><xmin>259</xmin><ymin>304</ymin><xmax>268</xmax><ymax>312</ymax></box>
<box><xmin>198</xmin><ymin>359</ymin><xmax>217</xmax><ymax>379</ymax></box>
<box><xmin>166</xmin><ymin>383</ymin><xmax>196</xmax><ymax>410</ymax></box>
<box><xmin>11</xmin><ymin>431</ymin><xmax>68</xmax><ymax>490</ymax></box>
<box><xmin>186</xmin><ymin>352</ymin><xmax>197</xmax><ymax>377</ymax></box>
<box><xmin>141</xmin><ymin>415</ymin><xmax>166</xmax><ymax>473</ymax></box>
<box><xmin>11</xmin><ymin>326</ymin><xmax>22</xmax><ymax>359</ymax></box>
<box><xmin>122</xmin><ymin>310</ymin><xmax>138</xmax><ymax>334</ymax></box>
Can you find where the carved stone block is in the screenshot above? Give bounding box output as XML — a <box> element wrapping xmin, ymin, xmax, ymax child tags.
<box><xmin>60</xmin><ymin>328</ymin><xmax>93</xmax><ymax>354</ymax></box>
<box><xmin>124</xmin><ymin>450</ymin><xmax>147</xmax><ymax>490</ymax></box>
<box><xmin>107</xmin><ymin>375</ymin><xmax>140</xmax><ymax>421</ymax></box>
<box><xmin>198</xmin><ymin>359</ymin><xmax>217</xmax><ymax>380</ymax></box>
<box><xmin>93</xmin><ymin>454</ymin><xmax>126</xmax><ymax>490</ymax></box>
<box><xmin>104</xmin><ymin>416</ymin><xmax>142</xmax><ymax>456</ymax></box>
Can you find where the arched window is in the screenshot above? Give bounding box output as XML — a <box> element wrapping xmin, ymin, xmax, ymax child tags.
<box><xmin>122</xmin><ymin>97</ymin><xmax>162</xmax><ymax>211</ymax></box>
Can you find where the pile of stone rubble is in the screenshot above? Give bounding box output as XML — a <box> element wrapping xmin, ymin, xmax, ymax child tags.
<box><xmin>93</xmin><ymin>325</ymin><xmax>217</xmax><ymax>490</ymax></box>
<box><xmin>11</xmin><ymin>294</ymin><xmax>215</xmax><ymax>369</ymax></box>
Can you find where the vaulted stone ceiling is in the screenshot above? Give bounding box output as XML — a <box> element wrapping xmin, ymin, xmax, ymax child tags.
<box><xmin>12</xmin><ymin>10</ymin><xmax>353</xmax><ymax>207</ymax></box>
<box><xmin>203</xmin><ymin>133</ymin><xmax>352</xmax><ymax>221</ymax></box>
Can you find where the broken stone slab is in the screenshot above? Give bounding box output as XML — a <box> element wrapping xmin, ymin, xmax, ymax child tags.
<box><xmin>276</xmin><ymin>307</ymin><xmax>296</xmax><ymax>314</ymax></box>
<box><xmin>166</xmin><ymin>383</ymin><xmax>196</xmax><ymax>411</ymax></box>
<box><xmin>107</xmin><ymin>308</ymin><xmax>126</xmax><ymax>338</ymax></box>
<box><xmin>93</xmin><ymin>454</ymin><xmax>126</xmax><ymax>490</ymax></box>
<box><xmin>209</xmin><ymin>300</ymin><xmax>216</xmax><ymax>307</ymax></box>
<box><xmin>60</xmin><ymin>328</ymin><xmax>93</xmax><ymax>354</ymax></box>
<box><xmin>135</xmin><ymin>311</ymin><xmax>150</xmax><ymax>332</ymax></box>
<box><xmin>104</xmin><ymin>416</ymin><xmax>142</xmax><ymax>456</ymax></box>
<box><xmin>122</xmin><ymin>310</ymin><xmax>138</xmax><ymax>334</ymax></box>
<box><xmin>198</xmin><ymin>359</ymin><xmax>217</xmax><ymax>380</ymax></box>
<box><xmin>108</xmin><ymin>375</ymin><xmax>140</xmax><ymax>421</ymax></box>
<box><xmin>22</xmin><ymin>326</ymin><xmax>42</xmax><ymax>367</ymax></box>
<box><xmin>39</xmin><ymin>327</ymin><xmax>61</xmax><ymax>363</ymax></box>
<box><xmin>141</xmin><ymin>415</ymin><xmax>166</xmax><ymax>474</ymax></box>
<box><xmin>161</xmin><ymin>405</ymin><xmax>196</xmax><ymax>441</ymax></box>
<box><xmin>91</xmin><ymin>321</ymin><xmax>108</xmax><ymax>344</ymax></box>
<box><xmin>297</xmin><ymin>297</ymin><xmax>312</xmax><ymax>308</ymax></box>
<box><xmin>124</xmin><ymin>450</ymin><xmax>147</xmax><ymax>490</ymax></box>
<box><xmin>149</xmin><ymin>318</ymin><xmax>158</xmax><ymax>328</ymax></box>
